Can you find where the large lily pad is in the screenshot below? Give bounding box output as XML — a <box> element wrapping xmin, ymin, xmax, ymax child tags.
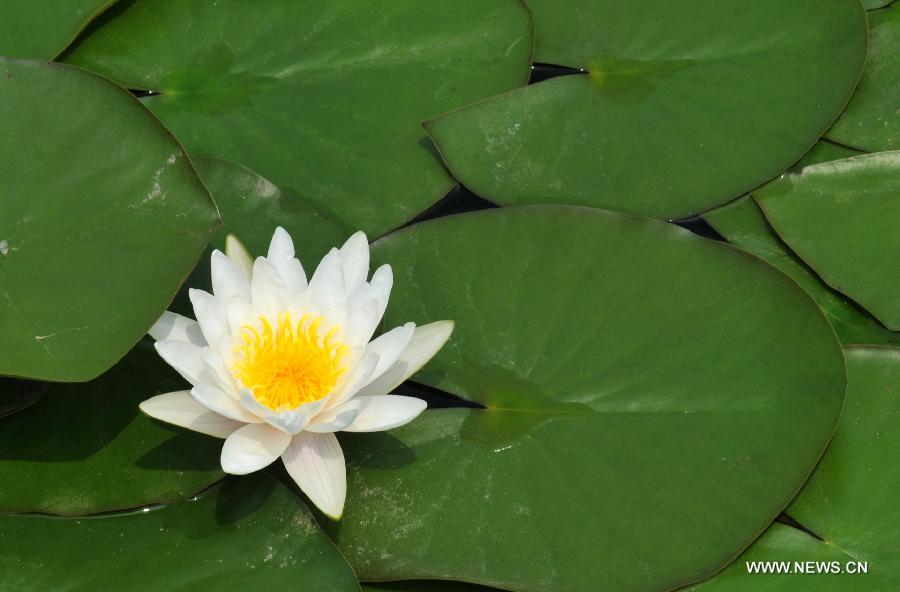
<box><xmin>0</xmin><ymin>58</ymin><xmax>219</xmax><ymax>382</ymax></box>
<box><xmin>0</xmin><ymin>0</ymin><xmax>114</xmax><ymax>59</ymax></box>
<box><xmin>0</xmin><ymin>344</ymin><xmax>224</xmax><ymax>516</ymax></box>
<box><xmin>328</xmin><ymin>206</ymin><xmax>846</xmax><ymax>592</ymax></box>
<box><xmin>703</xmin><ymin>195</ymin><xmax>898</xmax><ymax>346</ymax></box>
<box><xmin>364</xmin><ymin>583</ymin><xmax>496</xmax><ymax>592</ymax></box>
<box><xmin>0</xmin><ymin>474</ymin><xmax>361</xmax><ymax>591</ymax></box>
<box><xmin>690</xmin><ymin>346</ymin><xmax>900</xmax><ymax>590</ymax></box>
<box><xmin>63</xmin><ymin>0</ymin><xmax>533</xmax><ymax>236</ymax></box>
<box><xmin>425</xmin><ymin>0</ymin><xmax>866</xmax><ymax>219</ymax></box>
<box><xmin>755</xmin><ymin>152</ymin><xmax>900</xmax><ymax>331</ymax></box>
<box><xmin>826</xmin><ymin>4</ymin><xmax>900</xmax><ymax>152</ymax></box>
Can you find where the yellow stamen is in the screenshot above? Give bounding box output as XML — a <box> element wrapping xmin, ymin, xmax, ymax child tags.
<box><xmin>232</xmin><ymin>313</ymin><xmax>348</xmax><ymax>411</ymax></box>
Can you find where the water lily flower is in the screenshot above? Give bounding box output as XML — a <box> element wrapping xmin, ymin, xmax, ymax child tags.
<box><xmin>140</xmin><ymin>227</ymin><xmax>453</xmax><ymax>519</ymax></box>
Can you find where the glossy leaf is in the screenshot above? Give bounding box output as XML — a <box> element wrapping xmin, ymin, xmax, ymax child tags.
<box><xmin>792</xmin><ymin>140</ymin><xmax>864</xmax><ymax>170</ymax></box>
<box><xmin>0</xmin><ymin>0</ymin><xmax>114</xmax><ymax>59</ymax></box>
<box><xmin>0</xmin><ymin>58</ymin><xmax>219</xmax><ymax>382</ymax></box>
<box><xmin>329</xmin><ymin>206</ymin><xmax>846</xmax><ymax>592</ymax></box>
<box><xmin>755</xmin><ymin>152</ymin><xmax>900</xmax><ymax>331</ymax></box>
<box><xmin>425</xmin><ymin>0</ymin><xmax>866</xmax><ymax>219</ymax></box>
<box><xmin>691</xmin><ymin>346</ymin><xmax>900</xmax><ymax>590</ymax></box>
<box><xmin>827</xmin><ymin>4</ymin><xmax>900</xmax><ymax>152</ymax></box>
<box><xmin>63</xmin><ymin>0</ymin><xmax>533</xmax><ymax>236</ymax></box>
<box><xmin>703</xmin><ymin>195</ymin><xmax>898</xmax><ymax>345</ymax></box>
<box><xmin>0</xmin><ymin>474</ymin><xmax>361</xmax><ymax>591</ymax></box>
<box><xmin>863</xmin><ymin>0</ymin><xmax>894</xmax><ymax>9</ymax></box>
<box><xmin>364</xmin><ymin>583</ymin><xmax>498</xmax><ymax>592</ymax></box>
<box><xmin>0</xmin><ymin>344</ymin><xmax>224</xmax><ymax>516</ymax></box>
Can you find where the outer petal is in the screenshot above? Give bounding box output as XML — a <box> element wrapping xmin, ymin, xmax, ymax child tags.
<box><xmin>211</xmin><ymin>249</ymin><xmax>251</xmax><ymax>302</ymax></box>
<box><xmin>281</xmin><ymin>432</ymin><xmax>346</xmax><ymax>520</ymax></box>
<box><xmin>305</xmin><ymin>398</ymin><xmax>362</xmax><ymax>433</ymax></box>
<box><xmin>148</xmin><ymin>311</ymin><xmax>206</xmax><ymax>347</ymax></box>
<box><xmin>189</xmin><ymin>288</ymin><xmax>229</xmax><ymax>345</ymax></box>
<box><xmin>155</xmin><ymin>340</ymin><xmax>206</xmax><ymax>385</ymax></box>
<box><xmin>369</xmin><ymin>264</ymin><xmax>393</xmax><ymax>318</ymax></box>
<box><xmin>225</xmin><ymin>234</ymin><xmax>254</xmax><ymax>279</ymax></box>
<box><xmin>192</xmin><ymin>383</ymin><xmax>262</xmax><ymax>424</ymax></box>
<box><xmin>345</xmin><ymin>299</ymin><xmax>380</xmax><ymax>347</ymax></box>
<box><xmin>221</xmin><ymin>423</ymin><xmax>292</xmax><ymax>475</ymax></box>
<box><xmin>239</xmin><ymin>389</ymin><xmax>331</xmax><ymax>435</ymax></box>
<box><xmin>139</xmin><ymin>391</ymin><xmax>244</xmax><ymax>438</ymax></box>
<box><xmin>324</xmin><ymin>351</ymin><xmax>379</xmax><ymax>411</ymax></box>
<box><xmin>343</xmin><ymin>395</ymin><xmax>427</xmax><ymax>432</ymax></box>
<box><xmin>267</xmin><ymin>227</ymin><xmax>308</xmax><ymax>295</ymax></box>
<box><xmin>364</xmin><ymin>322</ymin><xmax>415</xmax><ymax>384</ymax></box>
<box><xmin>339</xmin><ymin>231</ymin><xmax>369</xmax><ymax>293</ymax></box>
<box><xmin>355</xmin><ymin>320</ymin><xmax>454</xmax><ymax>398</ymax></box>
<box><xmin>309</xmin><ymin>248</ymin><xmax>346</xmax><ymax>308</ymax></box>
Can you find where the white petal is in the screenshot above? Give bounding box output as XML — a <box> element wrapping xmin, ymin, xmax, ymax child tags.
<box><xmin>281</xmin><ymin>432</ymin><xmax>346</xmax><ymax>520</ymax></box>
<box><xmin>325</xmin><ymin>351</ymin><xmax>379</xmax><ymax>411</ymax></box>
<box><xmin>309</xmin><ymin>248</ymin><xmax>346</xmax><ymax>308</ymax></box>
<box><xmin>225</xmin><ymin>234</ymin><xmax>254</xmax><ymax>279</ymax></box>
<box><xmin>305</xmin><ymin>399</ymin><xmax>362</xmax><ymax>433</ymax></box>
<box><xmin>200</xmin><ymin>347</ymin><xmax>240</xmax><ymax>396</ymax></box>
<box><xmin>221</xmin><ymin>423</ymin><xmax>292</xmax><ymax>475</ymax></box>
<box><xmin>369</xmin><ymin>264</ymin><xmax>393</xmax><ymax>318</ymax></box>
<box><xmin>139</xmin><ymin>391</ymin><xmax>243</xmax><ymax>438</ymax></box>
<box><xmin>267</xmin><ymin>226</ymin><xmax>296</xmax><ymax>261</ymax></box>
<box><xmin>148</xmin><ymin>311</ymin><xmax>206</xmax><ymax>347</ymax></box>
<box><xmin>225</xmin><ymin>296</ymin><xmax>258</xmax><ymax>339</ymax></box>
<box><xmin>251</xmin><ymin>257</ymin><xmax>289</xmax><ymax>317</ymax></box>
<box><xmin>364</xmin><ymin>322</ymin><xmax>415</xmax><ymax>384</ymax></box>
<box><xmin>345</xmin><ymin>299</ymin><xmax>380</xmax><ymax>347</ymax></box>
<box><xmin>339</xmin><ymin>231</ymin><xmax>369</xmax><ymax>293</ymax></box>
<box><xmin>155</xmin><ymin>340</ymin><xmax>205</xmax><ymax>385</ymax></box>
<box><xmin>344</xmin><ymin>395</ymin><xmax>427</xmax><ymax>432</ymax></box>
<box><xmin>192</xmin><ymin>384</ymin><xmax>262</xmax><ymax>423</ymax></box>
<box><xmin>267</xmin><ymin>227</ymin><xmax>308</xmax><ymax>295</ymax></box>
<box><xmin>189</xmin><ymin>288</ymin><xmax>228</xmax><ymax>345</ymax></box>
<box><xmin>211</xmin><ymin>249</ymin><xmax>251</xmax><ymax>302</ymax></box>
<box><xmin>355</xmin><ymin>320</ymin><xmax>454</xmax><ymax>398</ymax></box>
<box><xmin>239</xmin><ymin>389</ymin><xmax>331</xmax><ymax>434</ymax></box>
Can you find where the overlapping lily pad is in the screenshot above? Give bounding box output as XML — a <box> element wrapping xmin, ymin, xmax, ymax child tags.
<box><xmin>690</xmin><ymin>346</ymin><xmax>900</xmax><ymax>591</ymax></box>
<box><xmin>0</xmin><ymin>58</ymin><xmax>219</xmax><ymax>382</ymax></box>
<box><xmin>755</xmin><ymin>152</ymin><xmax>900</xmax><ymax>331</ymax></box>
<box><xmin>0</xmin><ymin>344</ymin><xmax>224</xmax><ymax>516</ymax></box>
<box><xmin>425</xmin><ymin>0</ymin><xmax>866</xmax><ymax>219</ymax></box>
<box><xmin>827</xmin><ymin>4</ymin><xmax>900</xmax><ymax>152</ymax></box>
<box><xmin>328</xmin><ymin>206</ymin><xmax>846</xmax><ymax>592</ymax></box>
<box><xmin>0</xmin><ymin>474</ymin><xmax>361</xmax><ymax>591</ymax></box>
<box><xmin>63</xmin><ymin>0</ymin><xmax>533</xmax><ymax>235</ymax></box>
<box><xmin>0</xmin><ymin>0</ymin><xmax>114</xmax><ymax>59</ymax></box>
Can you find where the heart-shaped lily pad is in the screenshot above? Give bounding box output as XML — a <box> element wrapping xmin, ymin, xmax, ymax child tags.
<box><xmin>0</xmin><ymin>343</ymin><xmax>224</xmax><ymax>516</ymax></box>
<box><xmin>63</xmin><ymin>0</ymin><xmax>533</xmax><ymax>236</ymax></box>
<box><xmin>425</xmin><ymin>0</ymin><xmax>866</xmax><ymax>220</ymax></box>
<box><xmin>826</xmin><ymin>4</ymin><xmax>900</xmax><ymax>152</ymax></box>
<box><xmin>327</xmin><ymin>206</ymin><xmax>845</xmax><ymax>592</ymax></box>
<box><xmin>0</xmin><ymin>58</ymin><xmax>219</xmax><ymax>382</ymax></box>
<box><xmin>0</xmin><ymin>0</ymin><xmax>114</xmax><ymax>59</ymax></box>
<box><xmin>755</xmin><ymin>152</ymin><xmax>900</xmax><ymax>331</ymax></box>
<box><xmin>0</xmin><ymin>474</ymin><xmax>360</xmax><ymax>591</ymax></box>
<box><xmin>690</xmin><ymin>346</ymin><xmax>900</xmax><ymax>591</ymax></box>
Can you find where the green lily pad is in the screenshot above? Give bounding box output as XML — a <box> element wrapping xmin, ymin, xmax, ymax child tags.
<box><xmin>703</xmin><ymin>195</ymin><xmax>898</xmax><ymax>346</ymax></box>
<box><xmin>364</xmin><ymin>583</ymin><xmax>497</xmax><ymax>592</ymax></box>
<box><xmin>425</xmin><ymin>0</ymin><xmax>866</xmax><ymax>220</ymax></box>
<box><xmin>0</xmin><ymin>474</ymin><xmax>361</xmax><ymax>591</ymax></box>
<box><xmin>0</xmin><ymin>344</ymin><xmax>225</xmax><ymax>516</ymax></box>
<box><xmin>864</xmin><ymin>0</ymin><xmax>894</xmax><ymax>9</ymax></box>
<box><xmin>0</xmin><ymin>58</ymin><xmax>219</xmax><ymax>382</ymax></box>
<box><xmin>792</xmin><ymin>140</ymin><xmax>865</xmax><ymax>170</ymax></box>
<box><xmin>328</xmin><ymin>206</ymin><xmax>845</xmax><ymax>592</ymax></box>
<box><xmin>0</xmin><ymin>0</ymin><xmax>114</xmax><ymax>59</ymax></box>
<box><xmin>63</xmin><ymin>0</ymin><xmax>533</xmax><ymax>236</ymax></box>
<box><xmin>755</xmin><ymin>152</ymin><xmax>900</xmax><ymax>331</ymax></box>
<box><xmin>690</xmin><ymin>346</ymin><xmax>900</xmax><ymax>590</ymax></box>
<box><xmin>826</xmin><ymin>4</ymin><xmax>900</xmax><ymax>152</ymax></box>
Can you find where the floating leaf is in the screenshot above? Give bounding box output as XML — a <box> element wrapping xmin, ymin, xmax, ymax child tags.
<box><xmin>0</xmin><ymin>474</ymin><xmax>360</xmax><ymax>591</ymax></box>
<box><xmin>755</xmin><ymin>152</ymin><xmax>900</xmax><ymax>331</ymax></box>
<box><xmin>364</xmin><ymin>583</ymin><xmax>496</xmax><ymax>592</ymax></box>
<box><xmin>0</xmin><ymin>58</ymin><xmax>219</xmax><ymax>382</ymax></box>
<box><xmin>425</xmin><ymin>0</ymin><xmax>866</xmax><ymax>219</ymax></box>
<box><xmin>0</xmin><ymin>344</ymin><xmax>224</xmax><ymax>515</ymax></box>
<box><xmin>329</xmin><ymin>206</ymin><xmax>845</xmax><ymax>592</ymax></box>
<box><xmin>0</xmin><ymin>0</ymin><xmax>114</xmax><ymax>59</ymax></box>
<box><xmin>690</xmin><ymin>346</ymin><xmax>900</xmax><ymax>590</ymax></box>
<box><xmin>792</xmin><ymin>140</ymin><xmax>864</xmax><ymax>170</ymax></box>
<box><xmin>826</xmin><ymin>4</ymin><xmax>900</xmax><ymax>152</ymax></box>
<box><xmin>63</xmin><ymin>0</ymin><xmax>533</xmax><ymax>235</ymax></box>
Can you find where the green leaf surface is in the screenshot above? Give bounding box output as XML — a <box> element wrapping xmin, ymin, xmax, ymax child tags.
<box><xmin>0</xmin><ymin>344</ymin><xmax>224</xmax><ymax>516</ymax></box>
<box><xmin>0</xmin><ymin>474</ymin><xmax>361</xmax><ymax>591</ymax></box>
<box><xmin>425</xmin><ymin>0</ymin><xmax>866</xmax><ymax>219</ymax></box>
<box><xmin>63</xmin><ymin>0</ymin><xmax>533</xmax><ymax>236</ymax></box>
<box><xmin>755</xmin><ymin>152</ymin><xmax>900</xmax><ymax>331</ymax></box>
<box><xmin>864</xmin><ymin>0</ymin><xmax>894</xmax><ymax>9</ymax></box>
<box><xmin>0</xmin><ymin>58</ymin><xmax>219</xmax><ymax>382</ymax></box>
<box><xmin>702</xmin><ymin>195</ymin><xmax>898</xmax><ymax>346</ymax></box>
<box><xmin>827</xmin><ymin>4</ymin><xmax>900</xmax><ymax>152</ymax></box>
<box><xmin>690</xmin><ymin>346</ymin><xmax>900</xmax><ymax>590</ymax></box>
<box><xmin>793</xmin><ymin>140</ymin><xmax>865</xmax><ymax>170</ymax></box>
<box><xmin>0</xmin><ymin>0</ymin><xmax>114</xmax><ymax>59</ymax></box>
<box><xmin>329</xmin><ymin>206</ymin><xmax>846</xmax><ymax>592</ymax></box>
<box><xmin>364</xmin><ymin>583</ymin><xmax>498</xmax><ymax>592</ymax></box>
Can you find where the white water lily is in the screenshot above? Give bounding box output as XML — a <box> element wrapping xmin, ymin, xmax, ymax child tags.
<box><xmin>140</xmin><ymin>227</ymin><xmax>452</xmax><ymax>519</ymax></box>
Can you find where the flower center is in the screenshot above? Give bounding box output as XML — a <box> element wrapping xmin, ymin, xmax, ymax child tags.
<box><xmin>232</xmin><ymin>313</ymin><xmax>348</xmax><ymax>411</ymax></box>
